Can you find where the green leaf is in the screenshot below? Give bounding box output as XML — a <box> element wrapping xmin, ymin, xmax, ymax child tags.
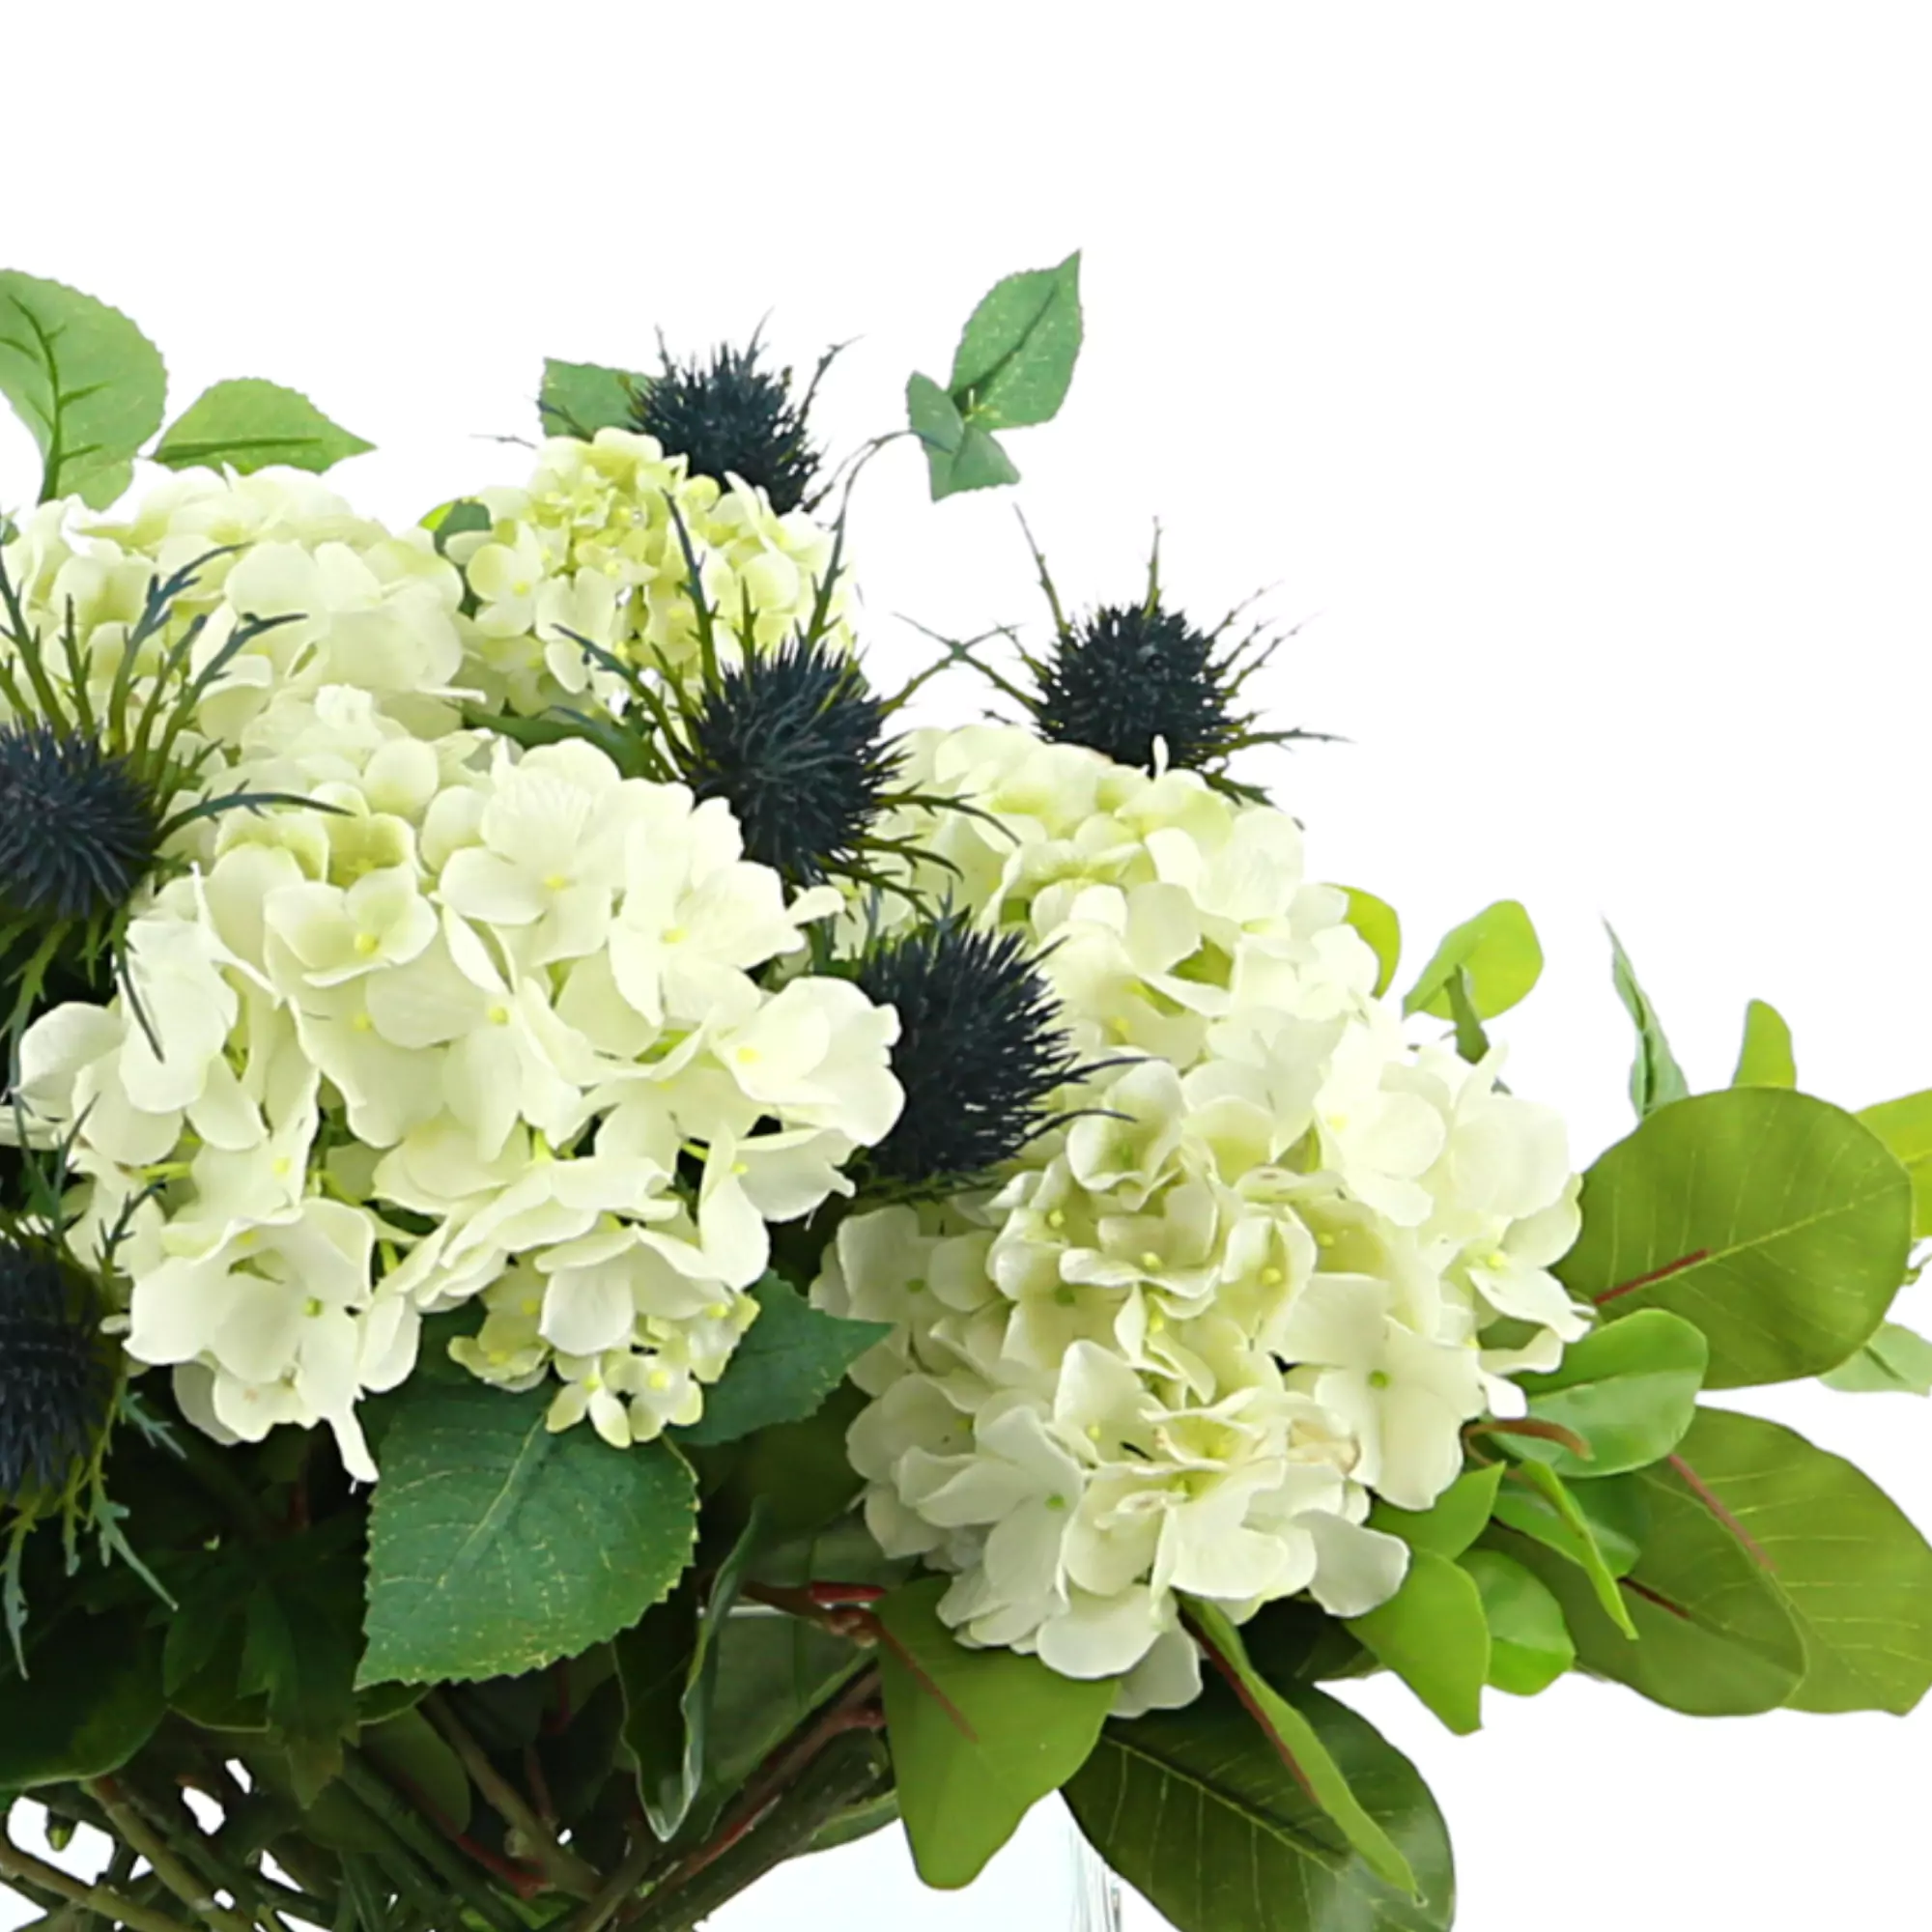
<box><xmin>359</xmin><ymin>1379</ymin><xmax>697</xmax><ymax>1687</ymax></box>
<box><xmin>1368</xmin><ymin>1463</ymin><xmax>1503</xmax><ymax>1559</ymax></box>
<box><xmin>1492</xmin><ymin>1461</ymin><xmax>1638</xmax><ymax>1636</ymax></box>
<box><xmin>1821</xmin><ymin>1320</ymin><xmax>1932</xmax><ymax>1394</ymax></box>
<box><xmin>615</xmin><ymin>1503</ymin><xmax>764</xmax><ymax>1838</ymax></box>
<box><xmin>239</xmin><ymin>1576</ymin><xmax>362</xmax><ymax>1804</ymax></box>
<box><xmin>1667</xmin><ymin>1406</ymin><xmax>1932</xmax><ymax>1714</ymax></box>
<box><xmin>905</xmin><ymin>372</ymin><xmax>1021</xmax><ymax>500</ymax></box>
<box><xmin>1401</xmin><ymin>899</ymin><xmax>1542</xmax><ymax>1022</ymax></box>
<box><xmin>421</xmin><ymin>497</ymin><xmax>494</xmax><ymax>555</ymax></box>
<box><xmin>1553</xmin><ymin>1087</ymin><xmax>1916</xmax><ymax>1388</ymax></box>
<box><xmin>674</xmin><ymin>1278</ymin><xmax>889</xmax><ymax>1447</ymax></box>
<box><xmin>0</xmin><ymin>1606</ymin><xmax>165</xmax><ymax>1786</ymax></box>
<box><xmin>947</xmin><ymin>252</ymin><xmax>1083</xmax><ymax>431</ymax></box>
<box><xmin>1344</xmin><ymin>1550</ymin><xmax>1491</xmax><ymax>1735</ymax></box>
<box><xmin>361</xmin><ymin>1707</ymin><xmax>472</xmax><ymax>1835</ymax></box>
<box><xmin>1605</xmin><ymin>921</ymin><xmax>1692</xmax><ymax>1116</ymax></box>
<box><xmin>1335</xmin><ymin>885</ymin><xmax>1401</xmax><ymax>998</ymax></box>
<box><xmin>697</xmin><ymin>1380</ymin><xmax>869</xmax><ymax>1544</ymax></box>
<box><xmin>1458</xmin><ymin>1549</ymin><xmax>1573</xmax><ymax>1696</ymax></box>
<box><xmin>1494</xmin><ymin>1452</ymin><xmax>1807</xmax><ymax>1716</ymax></box>
<box><xmin>1857</xmin><ymin>1088</ymin><xmax>1932</xmax><ymax>1237</ymax></box>
<box><xmin>874</xmin><ymin>1577</ymin><xmax>1114</xmax><ymax>1889</ymax></box>
<box><xmin>0</xmin><ymin>270</ymin><xmax>166</xmax><ymax>507</ymax></box>
<box><xmin>1065</xmin><ymin>1678</ymin><xmax>1453</xmax><ymax>1932</ymax></box>
<box><xmin>1508</xmin><ymin>1309</ymin><xmax>1709</xmax><ymax>1477</ymax></box>
<box><xmin>1491</xmin><ymin>1465</ymin><xmax>1646</xmax><ymax>1577</ymax></box>
<box><xmin>1185</xmin><ymin>1602</ymin><xmax>1417</xmax><ymax>1894</ymax></box>
<box><xmin>539</xmin><ymin>357</ymin><xmax>645</xmax><ymax>439</ymax></box>
<box><xmin>152</xmin><ymin>378</ymin><xmax>372</xmax><ymax>475</ymax></box>
<box><xmin>1731</xmin><ymin>998</ymin><xmax>1796</xmax><ymax>1088</ymax></box>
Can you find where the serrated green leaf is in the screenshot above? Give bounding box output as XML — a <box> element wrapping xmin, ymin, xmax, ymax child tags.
<box><xmin>1065</xmin><ymin>1678</ymin><xmax>1453</xmax><ymax>1932</ymax></box>
<box><xmin>1554</xmin><ymin>1087</ymin><xmax>1915</xmax><ymax>1388</ymax></box>
<box><xmin>1821</xmin><ymin>1320</ymin><xmax>1932</xmax><ymax>1394</ymax></box>
<box><xmin>1856</xmin><ymin>1088</ymin><xmax>1932</xmax><ymax>1237</ymax></box>
<box><xmin>875</xmin><ymin>1577</ymin><xmax>1115</xmax><ymax>1889</ymax></box>
<box><xmin>539</xmin><ymin>357</ymin><xmax>645</xmax><ymax>439</ymax></box>
<box><xmin>0</xmin><ymin>1606</ymin><xmax>165</xmax><ymax>1786</ymax></box>
<box><xmin>674</xmin><ymin>1278</ymin><xmax>889</xmax><ymax>1447</ymax></box>
<box><xmin>1605</xmin><ymin>921</ymin><xmax>1691</xmax><ymax>1116</ymax></box>
<box><xmin>1492</xmin><ymin>1461</ymin><xmax>1638</xmax><ymax>1636</ymax></box>
<box><xmin>948</xmin><ymin>252</ymin><xmax>1083</xmax><ymax>431</ymax></box>
<box><xmin>1667</xmin><ymin>1406</ymin><xmax>1932</xmax><ymax>1713</ymax></box>
<box><xmin>1508</xmin><ymin>1310</ymin><xmax>1709</xmax><ymax>1477</ymax></box>
<box><xmin>0</xmin><ymin>270</ymin><xmax>166</xmax><ymax>507</ymax></box>
<box><xmin>1731</xmin><ymin>997</ymin><xmax>1796</xmax><ymax>1088</ymax></box>
<box><xmin>1402</xmin><ymin>899</ymin><xmax>1542</xmax><ymax>1022</ymax></box>
<box><xmin>1336</xmin><ymin>885</ymin><xmax>1401</xmax><ymax>998</ymax></box>
<box><xmin>152</xmin><ymin>377</ymin><xmax>372</xmax><ymax>475</ymax></box>
<box><xmin>1368</xmin><ymin>1463</ymin><xmax>1502</xmax><ymax>1559</ymax></box>
<box><xmin>1458</xmin><ymin>1549</ymin><xmax>1573</xmax><ymax>1696</ymax></box>
<box><xmin>1344</xmin><ymin>1550</ymin><xmax>1491</xmax><ymax>1735</ymax></box>
<box><xmin>906</xmin><ymin>371</ymin><xmax>1021</xmax><ymax>500</ymax></box>
<box><xmin>359</xmin><ymin>1380</ymin><xmax>697</xmax><ymax>1687</ymax></box>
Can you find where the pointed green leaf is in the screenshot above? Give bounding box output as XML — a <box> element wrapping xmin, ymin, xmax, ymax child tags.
<box><xmin>907</xmin><ymin>370</ymin><xmax>1022</xmax><ymax>499</ymax></box>
<box><xmin>1492</xmin><ymin>1461</ymin><xmax>1638</xmax><ymax>1635</ymax></box>
<box><xmin>947</xmin><ymin>252</ymin><xmax>1083</xmax><ymax>430</ymax></box>
<box><xmin>1554</xmin><ymin>1087</ymin><xmax>1915</xmax><ymax>1388</ymax></box>
<box><xmin>1507</xmin><ymin>1309</ymin><xmax>1709</xmax><ymax>1477</ymax></box>
<box><xmin>1458</xmin><ymin>1549</ymin><xmax>1573</xmax><ymax>1696</ymax></box>
<box><xmin>1368</xmin><ymin>1463</ymin><xmax>1503</xmax><ymax>1559</ymax></box>
<box><xmin>359</xmin><ymin>1379</ymin><xmax>697</xmax><ymax>1687</ymax></box>
<box><xmin>1731</xmin><ymin>998</ymin><xmax>1796</xmax><ymax>1088</ymax></box>
<box><xmin>1335</xmin><ymin>885</ymin><xmax>1401</xmax><ymax>997</ymax></box>
<box><xmin>874</xmin><ymin>1577</ymin><xmax>1115</xmax><ymax>1889</ymax></box>
<box><xmin>1065</xmin><ymin>1678</ymin><xmax>1454</xmax><ymax>1932</ymax></box>
<box><xmin>1821</xmin><ymin>1320</ymin><xmax>1932</xmax><ymax>1394</ymax></box>
<box><xmin>1605</xmin><ymin>921</ymin><xmax>1691</xmax><ymax>1116</ymax></box>
<box><xmin>674</xmin><ymin>1277</ymin><xmax>889</xmax><ymax>1447</ymax></box>
<box><xmin>0</xmin><ymin>270</ymin><xmax>166</xmax><ymax>506</ymax></box>
<box><xmin>1344</xmin><ymin>1550</ymin><xmax>1491</xmax><ymax>1735</ymax></box>
<box><xmin>1401</xmin><ymin>899</ymin><xmax>1541</xmax><ymax>1022</ymax></box>
<box><xmin>1857</xmin><ymin>1088</ymin><xmax>1932</xmax><ymax>1237</ymax></box>
<box><xmin>1667</xmin><ymin>1406</ymin><xmax>1932</xmax><ymax>1714</ymax></box>
<box><xmin>1491</xmin><ymin>1463</ymin><xmax>1646</xmax><ymax>1577</ymax></box>
<box><xmin>152</xmin><ymin>378</ymin><xmax>372</xmax><ymax>475</ymax></box>
<box><xmin>539</xmin><ymin>357</ymin><xmax>646</xmax><ymax>439</ymax></box>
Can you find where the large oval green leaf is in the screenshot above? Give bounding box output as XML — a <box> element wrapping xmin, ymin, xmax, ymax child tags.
<box><xmin>1668</xmin><ymin>1407</ymin><xmax>1932</xmax><ymax>1714</ymax></box>
<box><xmin>0</xmin><ymin>1605</ymin><xmax>165</xmax><ymax>1786</ymax></box>
<box><xmin>1344</xmin><ymin>1551</ymin><xmax>1491</xmax><ymax>1735</ymax></box>
<box><xmin>1509</xmin><ymin>1309</ymin><xmax>1709</xmax><ymax>1477</ymax></box>
<box><xmin>1065</xmin><ymin>1680</ymin><xmax>1454</xmax><ymax>1932</ymax></box>
<box><xmin>1554</xmin><ymin>1087</ymin><xmax>1914</xmax><ymax>1388</ymax></box>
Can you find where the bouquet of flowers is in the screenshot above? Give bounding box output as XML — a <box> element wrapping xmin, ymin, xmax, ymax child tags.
<box><xmin>1</xmin><ymin>256</ymin><xmax>1927</xmax><ymax>1932</ymax></box>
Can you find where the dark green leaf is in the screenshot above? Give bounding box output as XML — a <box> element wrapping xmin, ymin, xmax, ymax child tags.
<box><xmin>359</xmin><ymin>1379</ymin><xmax>697</xmax><ymax>1687</ymax></box>
<box><xmin>947</xmin><ymin>252</ymin><xmax>1083</xmax><ymax>430</ymax></box>
<box><xmin>422</xmin><ymin>497</ymin><xmax>495</xmax><ymax>556</ymax></box>
<box><xmin>1402</xmin><ymin>899</ymin><xmax>1542</xmax><ymax>1022</ymax></box>
<box><xmin>1605</xmin><ymin>921</ymin><xmax>1691</xmax><ymax>1116</ymax></box>
<box><xmin>152</xmin><ymin>378</ymin><xmax>372</xmax><ymax>475</ymax></box>
<box><xmin>0</xmin><ymin>1606</ymin><xmax>165</xmax><ymax>1786</ymax></box>
<box><xmin>699</xmin><ymin>1380</ymin><xmax>870</xmax><ymax>1544</ymax></box>
<box><xmin>360</xmin><ymin>1706</ymin><xmax>471</xmax><ymax>1834</ymax></box>
<box><xmin>1554</xmin><ymin>1087</ymin><xmax>1915</xmax><ymax>1388</ymax></box>
<box><xmin>1458</xmin><ymin>1549</ymin><xmax>1573</xmax><ymax>1696</ymax></box>
<box><xmin>1344</xmin><ymin>1551</ymin><xmax>1491</xmax><ymax>1735</ymax></box>
<box><xmin>875</xmin><ymin>1577</ymin><xmax>1115</xmax><ymax>1889</ymax></box>
<box><xmin>1668</xmin><ymin>1406</ymin><xmax>1932</xmax><ymax>1714</ymax></box>
<box><xmin>1335</xmin><ymin>884</ymin><xmax>1401</xmax><ymax>998</ymax></box>
<box><xmin>1857</xmin><ymin>1088</ymin><xmax>1932</xmax><ymax>1237</ymax></box>
<box><xmin>539</xmin><ymin>357</ymin><xmax>645</xmax><ymax>439</ymax></box>
<box><xmin>1508</xmin><ymin>1309</ymin><xmax>1709</xmax><ymax>1477</ymax></box>
<box><xmin>0</xmin><ymin>270</ymin><xmax>166</xmax><ymax>506</ymax></box>
<box><xmin>1368</xmin><ymin>1463</ymin><xmax>1503</xmax><ymax>1559</ymax></box>
<box><xmin>1732</xmin><ymin>998</ymin><xmax>1796</xmax><ymax>1088</ymax></box>
<box><xmin>1065</xmin><ymin>1678</ymin><xmax>1453</xmax><ymax>1932</ymax></box>
<box><xmin>674</xmin><ymin>1278</ymin><xmax>889</xmax><ymax>1447</ymax></box>
<box><xmin>1821</xmin><ymin>1320</ymin><xmax>1932</xmax><ymax>1395</ymax></box>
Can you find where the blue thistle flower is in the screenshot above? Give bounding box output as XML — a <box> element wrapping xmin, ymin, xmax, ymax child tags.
<box><xmin>0</xmin><ymin>724</ymin><xmax>162</xmax><ymax>923</ymax></box>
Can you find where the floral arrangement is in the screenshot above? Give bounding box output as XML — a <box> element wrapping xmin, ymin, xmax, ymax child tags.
<box><xmin>1</xmin><ymin>257</ymin><xmax>1928</xmax><ymax>1932</ymax></box>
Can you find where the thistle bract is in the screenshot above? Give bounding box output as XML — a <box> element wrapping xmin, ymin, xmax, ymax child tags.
<box><xmin>0</xmin><ymin>1238</ymin><xmax>113</xmax><ymax>1499</ymax></box>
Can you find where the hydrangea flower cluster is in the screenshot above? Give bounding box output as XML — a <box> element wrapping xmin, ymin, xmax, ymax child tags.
<box><xmin>813</xmin><ymin>725</ymin><xmax>1588</xmax><ymax>1707</ymax></box>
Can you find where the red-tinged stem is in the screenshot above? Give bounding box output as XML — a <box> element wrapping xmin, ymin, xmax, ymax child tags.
<box><xmin>1468</xmin><ymin>1416</ymin><xmax>1594</xmax><ymax>1460</ymax></box>
<box><xmin>804</xmin><ymin>1580</ymin><xmax>888</xmax><ymax>1605</ymax></box>
<box><xmin>381</xmin><ymin>1759</ymin><xmax>549</xmax><ymax>1898</ymax></box>
<box><xmin>1179</xmin><ymin>1607</ymin><xmax>1319</xmax><ymax>1808</ymax></box>
<box><xmin>1668</xmin><ymin>1452</ymin><xmax>1776</xmax><ymax>1573</ymax></box>
<box><xmin>1594</xmin><ymin>1248</ymin><xmax>1711</xmax><ymax>1306</ymax></box>
<box><xmin>1621</xmin><ymin>1577</ymin><xmax>1692</xmax><ymax>1622</ymax></box>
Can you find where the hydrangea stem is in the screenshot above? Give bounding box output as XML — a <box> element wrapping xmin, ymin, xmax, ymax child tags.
<box><xmin>0</xmin><ymin>1816</ymin><xmax>198</xmax><ymax>1932</ymax></box>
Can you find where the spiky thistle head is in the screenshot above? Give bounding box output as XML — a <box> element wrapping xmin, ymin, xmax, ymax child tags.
<box><xmin>629</xmin><ymin>331</ymin><xmax>834</xmax><ymax>515</ymax></box>
<box><xmin>852</xmin><ymin>915</ymin><xmax>1081</xmax><ymax>1191</ymax></box>
<box><xmin>0</xmin><ymin>1234</ymin><xmax>115</xmax><ymax>1502</ymax></box>
<box><xmin>0</xmin><ymin>724</ymin><xmax>162</xmax><ymax>924</ymax></box>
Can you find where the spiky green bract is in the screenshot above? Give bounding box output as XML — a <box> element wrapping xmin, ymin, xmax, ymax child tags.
<box><xmin>0</xmin><ymin>544</ymin><xmax>316</xmax><ymax>1046</ymax></box>
<box><xmin>0</xmin><ymin>1236</ymin><xmax>114</xmax><ymax>1501</ymax></box>
<box><xmin>629</xmin><ymin>332</ymin><xmax>835</xmax><ymax>515</ymax></box>
<box><xmin>851</xmin><ymin>916</ymin><xmax>1081</xmax><ymax>1192</ymax></box>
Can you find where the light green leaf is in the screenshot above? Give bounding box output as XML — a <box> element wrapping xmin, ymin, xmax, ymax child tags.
<box><xmin>1186</xmin><ymin>1602</ymin><xmax>1417</xmax><ymax>1893</ymax></box>
<box><xmin>1491</xmin><ymin>1464</ymin><xmax>1646</xmax><ymax>1577</ymax></box>
<box><xmin>1368</xmin><ymin>1463</ymin><xmax>1503</xmax><ymax>1559</ymax></box>
<box><xmin>674</xmin><ymin>1277</ymin><xmax>889</xmax><ymax>1447</ymax></box>
<box><xmin>0</xmin><ymin>270</ymin><xmax>166</xmax><ymax>506</ymax></box>
<box><xmin>875</xmin><ymin>1577</ymin><xmax>1114</xmax><ymax>1889</ymax></box>
<box><xmin>359</xmin><ymin>1379</ymin><xmax>697</xmax><ymax>1687</ymax></box>
<box><xmin>1821</xmin><ymin>1320</ymin><xmax>1932</xmax><ymax>1395</ymax></box>
<box><xmin>1495</xmin><ymin>1453</ymin><xmax>1806</xmax><ymax>1716</ymax></box>
<box><xmin>0</xmin><ymin>1606</ymin><xmax>165</xmax><ymax>1787</ymax></box>
<box><xmin>906</xmin><ymin>371</ymin><xmax>1021</xmax><ymax>499</ymax></box>
<box><xmin>1605</xmin><ymin>921</ymin><xmax>1691</xmax><ymax>1116</ymax></box>
<box><xmin>1508</xmin><ymin>1310</ymin><xmax>1709</xmax><ymax>1477</ymax></box>
<box><xmin>1335</xmin><ymin>885</ymin><xmax>1401</xmax><ymax>997</ymax></box>
<box><xmin>538</xmin><ymin>356</ymin><xmax>645</xmax><ymax>439</ymax></box>
<box><xmin>1344</xmin><ymin>1550</ymin><xmax>1491</xmax><ymax>1735</ymax></box>
<box><xmin>1065</xmin><ymin>1679</ymin><xmax>1453</xmax><ymax>1932</ymax></box>
<box><xmin>1857</xmin><ymin>1088</ymin><xmax>1932</xmax><ymax>1237</ymax></box>
<box><xmin>1731</xmin><ymin>997</ymin><xmax>1796</xmax><ymax>1088</ymax></box>
<box><xmin>1492</xmin><ymin>1461</ymin><xmax>1638</xmax><ymax>1636</ymax></box>
<box><xmin>1401</xmin><ymin>899</ymin><xmax>1542</xmax><ymax>1022</ymax></box>
<box><xmin>1553</xmin><ymin>1087</ymin><xmax>1915</xmax><ymax>1388</ymax></box>
<box><xmin>1458</xmin><ymin>1549</ymin><xmax>1573</xmax><ymax>1696</ymax></box>
<box><xmin>1668</xmin><ymin>1406</ymin><xmax>1932</xmax><ymax>1714</ymax></box>
<box><xmin>152</xmin><ymin>378</ymin><xmax>372</xmax><ymax>475</ymax></box>
<box><xmin>947</xmin><ymin>253</ymin><xmax>1083</xmax><ymax>430</ymax></box>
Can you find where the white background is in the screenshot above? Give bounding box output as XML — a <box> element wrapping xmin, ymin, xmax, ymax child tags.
<box><xmin>4</xmin><ymin>4</ymin><xmax>1931</xmax><ymax>1926</ymax></box>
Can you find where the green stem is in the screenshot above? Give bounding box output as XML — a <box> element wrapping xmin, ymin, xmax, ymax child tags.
<box><xmin>84</xmin><ymin>1778</ymin><xmax>254</xmax><ymax>1932</ymax></box>
<box><xmin>0</xmin><ymin>1819</ymin><xmax>200</xmax><ymax>1932</ymax></box>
